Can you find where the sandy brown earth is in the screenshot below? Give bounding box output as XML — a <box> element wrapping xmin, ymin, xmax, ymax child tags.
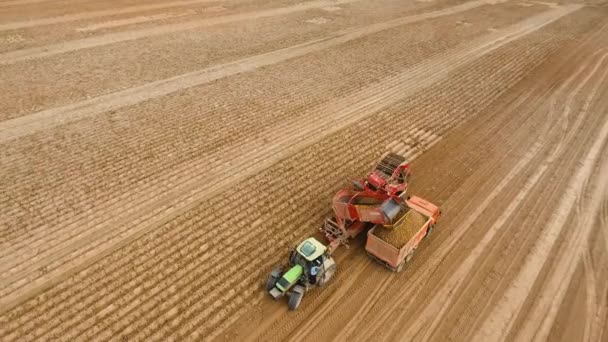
<box><xmin>1</xmin><ymin>0</ymin><xmax>607</xmax><ymax>341</ymax></box>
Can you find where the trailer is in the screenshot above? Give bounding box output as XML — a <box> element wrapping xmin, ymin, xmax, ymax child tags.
<box><xmin>365</xmin><ymin>196</ymin><xmax>441</xmax><ymax>272</ymax></box>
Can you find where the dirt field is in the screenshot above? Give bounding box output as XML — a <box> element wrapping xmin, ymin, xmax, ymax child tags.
<box><xmin>1</xmin><ymin>0</ymin><xmax>607</xmax><ymax>340</ymax></box>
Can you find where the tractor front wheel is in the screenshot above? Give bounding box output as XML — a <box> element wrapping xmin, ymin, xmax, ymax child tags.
<box><xmin>266</xmin><ymin>268</ymin><xmax>282</xmax><ymax>291</ymax></box>
<box><xmin>288</xmin><ymin>286</ymin><xmax>305</xmax><ymax>310</ymax></box>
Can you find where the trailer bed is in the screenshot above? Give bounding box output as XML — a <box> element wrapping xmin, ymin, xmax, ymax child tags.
<box><xmin>373</xmin><ymin>209</ymin><xmax>427</xmax><ymax>248</ymax></box>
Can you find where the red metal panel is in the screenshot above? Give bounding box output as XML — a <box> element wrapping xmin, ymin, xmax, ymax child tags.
<box><xmin>365</xmin><ymin>227</ymin><xmax>400</xmax><ymax>268</ymax></box>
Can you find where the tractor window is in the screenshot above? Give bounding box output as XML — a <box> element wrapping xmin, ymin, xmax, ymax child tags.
<box><xmin>299</xmin><ymin>241</ymin><xmax>316</xmax><ymax>257</ymax></box>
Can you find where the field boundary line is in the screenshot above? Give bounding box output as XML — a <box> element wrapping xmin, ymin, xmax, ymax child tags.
<box><xmin>0</xmin><ymin>0</ymin><xmax>364</xmax><ymax>66</ymax></box>
<box><xmin>0</xmin><ymin>0</ymin><xmax>56</xmax><ymax>8</ymax></box>
<box><xmin>0</xmin><ymin>0</ymin><xmax>219</xmax><ymax>31</ymax></box>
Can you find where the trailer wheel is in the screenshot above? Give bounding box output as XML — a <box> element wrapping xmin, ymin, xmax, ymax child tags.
<box><xmin>405</xmin><ymin>250</ymin><xmax>414</xmax><ymax>263</ymax></box>
<box><xmin>318</xmin><ymin>258</ymin><xmax>336</xmax><ymax>287</ymax></box>
<box><xmin>425</xmin><ymin>224</ymin><xmax>434</xmax><ymax>238</ymax></box>
<box><xmin>288</xmin><ymin>286</ymin><xmax>305</xmax><ymax>310</ymax></box>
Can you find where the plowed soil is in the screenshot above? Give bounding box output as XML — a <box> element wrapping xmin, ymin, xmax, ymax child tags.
<box><xmin>1</xmin><ymin>0</ymin><xmax>607</xmax><ymax>341</ymax></box>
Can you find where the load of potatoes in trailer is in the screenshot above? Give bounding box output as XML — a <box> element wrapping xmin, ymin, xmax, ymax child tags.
<box><xmin>373</xmin><ymin>209</ymin><xmax>428</xmax><ymax>248</ymax></box>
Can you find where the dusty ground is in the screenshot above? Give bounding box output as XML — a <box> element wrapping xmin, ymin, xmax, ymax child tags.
<box><xmin>1</xmin><ymin>0</ymin><xmax>607</xmax><ymax>340</ymax></box>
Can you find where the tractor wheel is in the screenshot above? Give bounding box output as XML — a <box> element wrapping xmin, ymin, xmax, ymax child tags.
<box><xmin>318</xmin><ymin>257</ymin><xmax>337</xmax><ymax>287</ymax></box>
<box><xmin>266</xmin><ymin>268</ymin><xmax>282</xmax><ymax>291</ymax></box>
<box><xmin>425</xmin><ymin>224</ymin><xmax>434</xmax><ymax>238</ymax></box>
<box><xmin>288</xmin><ymin>286</ymin><xmax>305</xmax><ymax>311</ymax></box>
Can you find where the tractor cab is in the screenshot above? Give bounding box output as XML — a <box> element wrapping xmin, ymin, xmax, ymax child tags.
<box><xmin>292</xmin><ymin>239</ymin><xmax>326</xmax><ymax>264</ymax></box>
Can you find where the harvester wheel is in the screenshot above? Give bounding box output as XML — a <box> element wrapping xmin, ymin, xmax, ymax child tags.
<box><xmin>396</xmin><ymin>261</ymin><xmax>405</xmax><ymax>272</ymax></box>
<box><xmin>266</xmin><ymin>268</ymin><xmax>282</xmax><ymax>292</ymax></box>
<box><xmin>288</xmin><ymin>286</ymin><xmax>305</xmax><ymax>310</ymax></box>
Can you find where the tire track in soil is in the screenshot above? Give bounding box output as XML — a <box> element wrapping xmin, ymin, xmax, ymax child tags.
<box><xmin>0</xmin><ymin>0</ymin><xmax>486</xmax><ymax>142</ymax></box>
<box><xmin>438</xmin><ymin>85</ymin><xmax>607</xmax><ymax>342</ymax></box>
<box><xmin>398</xmin><ymin>47</ymin><xmax>608</xmax><ymax>342</ymax></box>
<box><xmin>0</xmin><ymin>5</ymin><xmax>565</xmax><ymax>312</ymax></box>
<box><xmin>0</xmin><ymin>0</ymin><xmax>364</xmax><ymax>66</ymax></box>
<box><xmin>446</xmin><ymin>56</ymin><xmax>608</xmax><ymax>342</ymax></box>
<box><xmin>583</xmin><ymin>252</ymin><xmax>599</xmax><ymax>342</ymax></box>
<box><xmin>510</xmin><ymin>123</ymin><xmax>608</xmax><ymax>341</ymax></box>
<box><xmin>0</xmin><ymin>0</ymin><xmax>219</xmax><ymax>31</ymax></box>
<box><xmin>592</xmin><ymin>198</ymin><xmax>608</xmax><ymax>342</ymax></box>
<box><xmin>473</xmin><ymin>55</ymin><xmax>608</xmax><ymax>342</ymax></box>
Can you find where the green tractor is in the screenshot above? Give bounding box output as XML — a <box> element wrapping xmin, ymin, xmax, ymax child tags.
<box><xmin>267</xmin><ymin>237</ymin><xmax>337</xmax><ymax>310</ymax></box>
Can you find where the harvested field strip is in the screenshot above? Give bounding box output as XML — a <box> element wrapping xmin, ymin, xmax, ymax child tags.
<box><xmin>0</xmin><ymin>7</ymin><xmax>592</xmax><ymax>340</ymax></box>
<box><xmin>0</xmin><ymin>0</ymin><xmax>364</xmax><ymax>65</ymax></box>
<box><xmin>0</xmin><ymin>6</ymin><xmax>577</xmax><ymax>306</ymax></box>
<box><xmin>0</xmin><ymin>0</ymin><xmax>218</xmax><ymax>31</ymax></box>
<box><xmin>352</xmin><ymin>24</ymin><xmax>608</xmax><ymax>342</ymax></box>
<box><xmin>474</xmin><ymin>56</ymin><xmax>608</xmax><ymax>342</ymax></box>
<box><xmin>0</xmin><ymin>2</ymin><xmax>539</xmax><ymax>270</ymax></box>
<box><xmin>436</xmin><ymin>46</ymin><xmax>608</xmax><ymax>342</ymax></box>
<box><xmin>0</xmin><ymin>0</ymin><xmax>487</xmax><ymax>139</ymax></box>
<box><xmin>435</xmin><ymin>73</ymin><xmax>608</xmax><ymax>342</ymax></box>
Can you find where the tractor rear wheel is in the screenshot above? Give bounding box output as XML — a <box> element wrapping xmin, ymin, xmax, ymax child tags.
<box><xmin>288</xmin><ymin>286</ymin><xmax>305</xmax><ymax>310</ymax></box>
<box><xmin>318</xmin><ymin>257</ymin><xmax>337</xmax><ymax>287</ymax></box>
